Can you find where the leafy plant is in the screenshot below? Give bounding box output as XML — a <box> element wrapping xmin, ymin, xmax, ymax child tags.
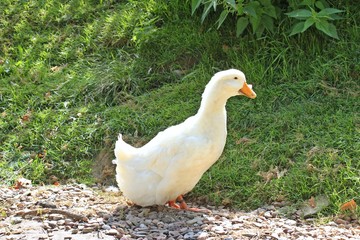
<box><xmin>192</xmin><ymin>0</ymin><xmax>279</xmax><ymax>38</ymax></box>
<box><xmin>286</xmin><ymin>0</ymin><xmax>343</xmax><ymax>39</ymax></box>
<box><xmin>191</xmin><ymin>0</ymin><xmax>343</xmax><ymax>39</ymax></box>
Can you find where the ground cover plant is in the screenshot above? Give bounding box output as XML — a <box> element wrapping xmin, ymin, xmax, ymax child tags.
<box><xmin>0</xmin><ymin>0</ymin><xmax>359</xmax><ymax>217</ymax></box>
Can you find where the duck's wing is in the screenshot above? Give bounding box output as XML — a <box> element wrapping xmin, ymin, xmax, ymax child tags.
<box><xmin>146</xmin><ymin>133</ymin><xmax>209</xmax><ymax>178</ymax></box>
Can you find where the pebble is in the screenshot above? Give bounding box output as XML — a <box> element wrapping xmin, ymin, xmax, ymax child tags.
<box><xmin>197</xmin><ymin>231</ymin><xmax>209</xmax><ymax>240</ymax></box>
<box><xmin>106</xmin><ymin>228</ymin><xmax>119</xmax><ymax>235</ymax></box>
<box><xmin>102</xmin><ymin>224</ymin><xmax>111</xmax><ymax>230</ymax></box>
<box><xmin>82</xmin><ymin>227</ymin><xmax>93</xmax><ymax>233</ymax></box>
<box><xmin>1</xmin><ymin>184</ymin><xmax>359</xmax><ymax>240</ymax></box>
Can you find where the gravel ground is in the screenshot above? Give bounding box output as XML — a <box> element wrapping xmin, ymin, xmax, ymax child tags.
<box><xmin>0</xmin><ymin>184</ymin><xmax>359</xmax><ymax>240</ymax></box>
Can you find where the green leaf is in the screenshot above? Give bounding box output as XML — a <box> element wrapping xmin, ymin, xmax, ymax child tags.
<box><xmin>211</xmin><ymin>0</ymin><xmax>217</xmax><ymax>11</ymax></box>
<box><xmin>201</xmin><ymin>3</ymin><xmax>213</xmax><ymax>23</ymax></box>
<box><xmin>226</xmin><ymin>0</ymin><xmax>236</xmax><ymax>10</ymax></box>
<box><xmin>318</xmin><ymin>0</ymin><xmax>330</xmax><ymax>8</ymax></box>
<box><xmin>262</xmin><ymin>15</ymin><xmax>274</xmax><ymax>33</ymax></box>
<box><xmin>289</xmin><ymin>21</ymin><xmax>305</xmax><ymax>36</ymax></box>
<box><xmin>318</xmin><ymin>8</ymin><xmax>344</xmax><ymax>17</ymax></box>
<box><xmin>315</xmin><ymin>1</ymin><xmax>325</xmax><ymax>10</ymax></box>
<box><xmin>259</xmin><ymin>0</ymin><xmax>272</xmax><ymax>7</ymax></box>
<box><xmin>315</xmin><ymin>20</ymin><xmax>339</xmax><ymax>39</ymax></box>
<box><xmin>263</xmin><ymin>4</ymin><xmax>277</xmax><ymax>19</ymax></box>
<box><xmin>237</xmin><ymin>3</ymin><xmax>244</xmax><ymax>15</ymax></box>
<box><xmin>300</xmin><ymin>0</ymin><xmax>313</xmax><ymax>6</ymax></box>
<box><xmin>249</xmin><ymin>15</ymin><xmax>261</xmax><ymax>34</ymax></box>
<box><xmin>328</xmin><ymin>14</ymin><xmax>343</xmax><ymax>20</ymax></box>
<box><xmin>255</xmin><ymin>24</ymin><xmax>265</xmax><ymax>38</ymax></box>
<box><xmin>244</xmin><ymin>5</ymin><xmax>257</xmax><ymax>18</ymax></box>
<box><xmin>286</xmin><ymin>9</ymin><xmax>312</xmax><ymax>19</ymax></box>
<box><xmin>236</xmin><ymin>17</ymin><xmax>249</xmax><ymax>37</ymax></box>
<box><xmin>303</xmin><ymin>17</ymin><xmax>315</xmax><ymax>32</ymax></box>
<box><xmin>191</xmin><ymin>0</ymin><xmax>203</xmax><ymax>15</ymax></box>
<box><xmin>216</xmin><ymin>10</ymin><xmax>228</xmax><ymax>29</ymax></box>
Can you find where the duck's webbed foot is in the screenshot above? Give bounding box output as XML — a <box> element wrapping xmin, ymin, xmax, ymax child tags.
<box><xmin>168</xmin><ymin>195</ymin><xmax>211</xmax><ymax>213</ymax></box>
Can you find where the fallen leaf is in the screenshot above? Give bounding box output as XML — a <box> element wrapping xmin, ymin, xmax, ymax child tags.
<box><xmin>307</xmin><ymin>146</ymin><xmax>321</xmax><ymax>157</ymax></box>
<box><xmin>49</xmin><ymin>175</ymin><xmax>59</xmax><ymax>184</ymax></box>
<box><xmin>221</xmin><ymin>197</ymin><xmax>232</xmax><ymax>206</ymax></box>
<box><xmin>13</xmin><ymin>178</ymin><xmax>32</xmax><ymax>189</ymax></box>
<box><xmin>222</xmin><ymin>44</ymin><xmax>230</xmax><ymax>52</ymax></box>
<box><xmin>236</xmin><ymin>137</ymin><xmax>252</xmax><ymax>144</ymax></box>
<box><xmin>21</xmin><ymin>113</ymin><xmax>31</xmax><ymax>121</ymax></box>
<box><xmin>340</xmin><ymin>199</ymin><xmax>357</xmax><ymax>211</ymax></box>
<box><xmin>45</xmin><ymin>91</ymin><xmax>51</xmax><ymax>99</ymax></box>
<box><xmin>1</xmin><ymin>111</ymin><xmax>6</xmax><ymax>118</ymax></box>
<box><xmin>258</xmin><ymin>166</ymin><xmax>287</xmax><ymax>183</ymax></box>
<box><xmin>20</xmin><ymin>110</ymin><xmax>32</xmax><ymax>123</ymax></box>
<box><xmin>306</xmin><ymin>163</ymin><xmax>317</xmax><ymax>172</ymax></box>
<box><xmin>258</xmin><ymin>170</ymin><xmax>275</xmax><ymax>183</ymax></box>
<box><xmin>50</xmin><ymin>64</ymin><xmax>67</xmax><ymax>72</ymax></box>
<box><xmin>300</xmin><ymin>195</ymin><xmax>330</xmax><ymax>217</ymax></box>
<box><xmin>309</xmin><ymin>196</ymin><xmax>316</xmax><ymax>208</ymax></box>
<box><xmin>37</xmin><ymin>150</ymin><xmax>47</xmax><ymax>159</ymax></box>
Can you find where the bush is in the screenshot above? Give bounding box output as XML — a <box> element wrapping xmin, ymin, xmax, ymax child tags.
<box><xmin>191</xmin><ymin>0</ymin><xmax>343</xmax><ymax>39</ymax></box>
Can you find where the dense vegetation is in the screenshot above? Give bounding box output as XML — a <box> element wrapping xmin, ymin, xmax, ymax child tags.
<box><xmin>0</xmin><ymin>0</ymin><xmax>359</xmax><ymax>216</ymax></box>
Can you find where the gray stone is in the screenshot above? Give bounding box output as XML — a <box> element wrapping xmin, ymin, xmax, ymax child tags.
<box><xmin>106</xmin><ymin>229</ymin><xmax>119</xmax><ymax>236</ymax></box>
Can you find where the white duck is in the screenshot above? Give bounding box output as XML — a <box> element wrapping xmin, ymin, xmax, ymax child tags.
<box><xmin>114</xmin><ymin>69</ymin><xmax>256</xmax><ymax>211</ymax></box>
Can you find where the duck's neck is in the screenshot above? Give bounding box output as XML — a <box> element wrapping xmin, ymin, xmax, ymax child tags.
<box><xmin>196</xmin><ymin>84</ymin><xmax>229</xmax><ymax>120</ymax></box>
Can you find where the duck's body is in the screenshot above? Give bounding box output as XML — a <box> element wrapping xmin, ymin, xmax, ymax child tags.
<box><xmin>114</xmin><ymin>69</ymin><xmax>256</xmax><ymax>208</ymax></box>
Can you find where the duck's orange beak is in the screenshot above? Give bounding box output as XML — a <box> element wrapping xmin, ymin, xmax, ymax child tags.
<box><xmin>239</xmin><ymin>82</ymin><xmax>257</xmax><ymax>99</ymax></box>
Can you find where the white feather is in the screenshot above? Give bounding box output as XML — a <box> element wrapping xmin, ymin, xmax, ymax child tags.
<box><xmin>114</xmin><ymin>69</ymin><xmax>256</xmax><ymax>206</ymax></box>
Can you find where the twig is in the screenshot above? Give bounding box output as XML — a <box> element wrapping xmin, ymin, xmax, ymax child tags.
<box><xmin>15</xmin><ymin>208</ymin><xmax>88</xmax><ymax>222</ymax></box>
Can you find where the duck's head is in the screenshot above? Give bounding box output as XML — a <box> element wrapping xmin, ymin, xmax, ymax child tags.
<box><xmin>213</xmin><ymin>69</ymin><xmax>257</xmax><ymax>99</ymax></box>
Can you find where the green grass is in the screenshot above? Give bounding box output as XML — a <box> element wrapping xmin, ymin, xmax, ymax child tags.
<box><xmin>0</xmin><ymin>0</ymin><xmax>359</xmax><ymax>217</ymax></box>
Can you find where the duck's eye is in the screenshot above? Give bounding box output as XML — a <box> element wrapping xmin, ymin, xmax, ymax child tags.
<box><xmin>234</xmin><ymin>77</ymin><xmax>238</xmax><ymax>79</ymax></box>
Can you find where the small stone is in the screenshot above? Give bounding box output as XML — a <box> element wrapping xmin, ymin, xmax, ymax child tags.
<box><xmin>232</xmin><ymin>223</ymin><xmax>243</xmax><ymax>230</ymax></box>
<box><xmin>252</xmin><ymin>222</ymin><xmax>263</xmax><ymax>228</ymax></box>
<box><xmin>138</xmin><ymin>208</ymin><xmax>151</xmax><ymax>217</ymax></box>
<box><xmin>328</xmin><ymin>221</ymin><xmax>337</xmax><ymax>226</ymax></box>
<box><xmin>135</xmin><ymin>231</ymin><xmax>148</xmax><ymax>237</ymax></box>
<box><xmin>242</xmin><ymin>230</ymin><xmax>258</xmax><ymax>238</ymax></box>
<box><xmin>285</xmin><ymin>219</ymin><xmax>297</xmax><ymax>226</ymax></box>
<box><xmin>264</xmin><ymin>211</ymin><xmax>273</xmax><ymax>218</ymax></box>
<box><xmin>64</xmin><ymin>219</ymin><xmax>73</xmax><ymax>226</ymax></box>
<box><xmin>82</xmin><ymin>227</ymin><xmax>93</xmax><ymax>233</ymax></box>
<box><xmin>139</xmin><ymin>223</ymin><xmax>147</xmax><ymax>229</ymax></box>
<box><xmin>10</xmin><ymin>217</ymin><xmax>22</xmax><ymax>224</ymax></box>
<box><xmin>101</xmin><ymin>213</ymin><xmax>111</xmax><ymax>220</ymax></box>
<box><xmin>49</xmin><ymin>214</ymin><xmax>63</xmax><ymax>220</ymax></box>
<box><xmin>183</xmin><ymin>231</ymin><xmax>194</xmax><ymax>239</ymax></box>
<box><xmin>212</xmin><ymin>225</ymin><xmax>226</xmax><ymax>234</ymax></box>
<box><xmin>335</xmin><ymin>218</ymin><xmax>348</xmax><ymax>225</ymax></box>
<box><xmin>57</xmin><ymin>219</ymin><xmax>65</xmax><ymax>225</ymax></box>
<box><xmin>106</xmin><ymin>229</ymin><xmax>119</xmax><ymax>236</ymax></box>
<box><xmin>47</xmin><ymin>220</ymin><xmax>57</xmax><ymax>228</ymax></box>
<box><xmin>169</xmin><ymin>231</ymin><xmax>180</xmax><ymax>237</ymax></box>
<box><xmin>162</xmin><ymin>216</ymin><xmax>175</xmax><ymax>223</ymax></box>
<box><xmin>197</xmin><ymin>231</ymin><xmax>209</xmax><ymax>240</ymax></box>
<box><xmin>102</xmin><ymin>224</ymin><xmax>111</xmax><ymax>230</ymax></box>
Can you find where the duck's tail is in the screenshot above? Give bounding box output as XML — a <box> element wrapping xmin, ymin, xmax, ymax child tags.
<box><xmin>114</xmin><ymin>134</ymin><xmax>137</xmax><ymax>163</ymax></box>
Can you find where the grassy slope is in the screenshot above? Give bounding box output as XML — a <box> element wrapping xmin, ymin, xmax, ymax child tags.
<box><xmin>0</xmin><ymin>0</ymin><xmax>359</xmax><ymax>215</ymax></box>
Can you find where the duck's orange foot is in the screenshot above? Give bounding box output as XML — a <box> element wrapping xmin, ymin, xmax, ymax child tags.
<box><xmin>168</xmin><ymin>195</ymin><xmax>211</xmax><ymax>213</ymax></box>
<box><xmin>168</xmin><ymin>200</ymin><xmax>180</xmax><ymax>209</ymax></box>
